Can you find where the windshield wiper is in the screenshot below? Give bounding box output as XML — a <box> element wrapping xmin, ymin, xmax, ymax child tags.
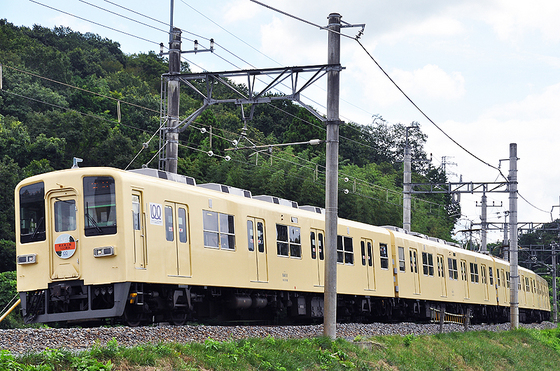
<box><xmin>31</xmin><ymin>217</ymin><xmax>44</xmax><ymax>241</ymax></box>
<box><xmin>84</xmin><ymin>208</ymin><xmax>103</xmax><ymax>234</ymax></box>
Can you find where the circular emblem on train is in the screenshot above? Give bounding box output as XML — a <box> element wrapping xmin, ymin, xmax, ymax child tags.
<box><xmin>54</xmin><ymin>234</ymin><xmax>77</xmax><ymax>259</ymax></box>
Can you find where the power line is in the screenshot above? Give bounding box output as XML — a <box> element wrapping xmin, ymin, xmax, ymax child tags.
<box><xmin>29</xmin><ymin>0</ymin><xmax>162</xmax><ymax>47</ymax></box>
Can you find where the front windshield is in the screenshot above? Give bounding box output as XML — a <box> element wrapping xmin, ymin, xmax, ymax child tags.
<box><xmin>20</xmin><ymin>182</ymin><xmax>45</xmax><ymax>243</ymax></box>
<box><xmin>83</xmin><ymin>176</ymin><xmax>117</xmax><ymax>236</ymax></box>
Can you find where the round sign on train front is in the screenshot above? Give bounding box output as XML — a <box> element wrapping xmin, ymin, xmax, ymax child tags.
<box><xmin>54</xmin><ymin>234</ymin><xmax>77</xmax><ymax>259</ymax></box>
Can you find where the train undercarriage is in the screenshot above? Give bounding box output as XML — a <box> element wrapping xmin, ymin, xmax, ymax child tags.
<box><xmin>20</xmin><ymin>280</ymin><xmax>549</xmax><ymax>326</ymax></box>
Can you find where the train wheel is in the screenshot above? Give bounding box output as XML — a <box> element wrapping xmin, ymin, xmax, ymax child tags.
<box><xmin>124</xmin><ymin>306</ymin><xmax>143</xmax><ymax>327</ymax></box>
<box><xmin>170</xmin><ymin>309</ymin><xmax>188</xmax><ymax>326</ymax></box>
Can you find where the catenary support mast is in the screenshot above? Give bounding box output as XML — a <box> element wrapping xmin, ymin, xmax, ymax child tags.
<box><xmin>324</xmin><ymin>12</ymin><xmax>341</xmax><ymax>340</ymax></box>
<box><xmin>509</xmin><ymin>143</ymin><xmax>519</xmax><ymax>329</ymax></box>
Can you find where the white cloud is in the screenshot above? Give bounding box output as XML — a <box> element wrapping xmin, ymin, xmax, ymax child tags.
<box><xmin>479</xmin><ymin>0</ymin><xmax>560</xmax><ymax>43</ymax></box>
<box><xmin>379</xmin><ymin>16</ymin><xmax>465</xmax><ymax>45</ymax></box>
<box><xmin>392</xmin><ymin>64</ymin><xmax>466</xmax><ymax>100</ymax></box>
<box><xmin>222</xmin><ymin>0</ymin><xmax>262</xmax><ymax>23</ymax></box>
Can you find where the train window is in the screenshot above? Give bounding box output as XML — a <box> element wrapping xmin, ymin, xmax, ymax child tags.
<box><xmin>481</xmin><ymin>266</ymin><xmax>487</xmax><ymax>284</ymax></box>
<box><xmin>380</xmin><ymin>243</ymin><xmax>389</xmax><ymax>269</ymax></box>
<box><xmin>469</xmin><ymin>263</ymin><xmax>479</xmax><ymax>283</ymax></box>
<box><xmin>132</xmin><ymin>195</ymin><xmax>141</xmax><ymax>231</ymax></box>
<box><xmin>497</xmin><ymin>269</ymin><xmax>501</xmax><ymax>287</ymax></box>
<box><xmin>361</xmin><ymin>241</ymin><xmax>366</xmax><ymax>266</ymax></box>
<box><xmin>289</xmin><ymin>226</ymin><xmax>301</xmax><ymax>258</ymax></box>
<box><xmin>409</xmin><ymin>250</ymin><xmax>417</xmax><ymax>273</ymax></box>
<box><xmin>203</xmin><ymin>211</ymin><xmax>235</xmax><ymax>250</ymax></box>
<box><xmin>336</xmin><ymin>236</ymin><xmax>353</xmax><ymax>264</ymax></box>
<box><xmin>525</xmin><ymin>277</ymin><xmax>530</xmax><ymax>292</ymax></box>
<box><xmin>311</xmin><ymin>232</ymin><xmax>317</xmax><ymax>259</ymax></box>
<box><xmin>257</xmin><ymin>222</ymin><xmax>265</xmax><ymax>253</ymax></box>
<box><xmin>178</xmin><ymin>208</ymin><xmax>187</xmax><ymax>243</ymax></box>
<box><xmin>165</xmin><ymin>206</ymin><xmax>174</xmax><ymax>241</ymax></box>
<box><xmin>448</xmin><ymin>258</ymin><xmax>458</xmax><ymax>280</ymax></box>
<box><xmin>436</xmin><ymin>256</ymin><xmax>444</xmax><ymax>278</ymax></box>
<box><xmin>337</xmin><ymin>236</ymin><xmax>343</xmax><ymax>263</ymax></box>
<box><xmin>422</xmin><ymin>252</ymin><xmax>433</xmax><ymax>276</ymax></box>
<box><xmin>83</xmin><ymin>176</ymin><xmax>116</xmax><ymax>236</ymax></box>
<box><xmin>318</xmin><ymin>233</ymin><xmax>324</xmax><ymax>260</ymax></box>
<box><xmin>276</xmin><ymin>224</ymin><xmax>300</xmax><ymax>258</ymax></box>
<box><xmin>367</xmin><ymin>241</ymin><xmax>373</xmax><ymax>267</ymax></box>
<box><xmin>460</xmin><ymin>261</ymin><xmax>467</xmax><ymax>281</ymax></box>
<box><xmin>488</xmin><ymin>267</ymin><xmax>494</xmax><ymax>285</ymax></box>
<box><xmin>344</xmin><ymin>237</ymin><xmax>353</xmax><ymax>265</ymax></box>
<box><xmin>219</xmin><ymin>213</ymin><xmax>235</xmax><ymax>250</ymax></box>
<box><xmin>398</xmin><ymin>247</ymin><xmax>406</xmax><ymax>272</ymax></box>
<box><xmin>19</xmin><ymin>182</ymin><xmax>46</xmax><ymax>243</ymax></box>
<box><xmin>54</xmin><ymin>199</ymin><xmax>76</xmax><ymax>232</ymax></box>
<box><xmin>506</xmin><ymin>271</ymin><xmax>510</xmax><ymax>288</ymax></box>
<box><xmin>247</xmin><ymin>220</ymin><xmax>255</xmax><ymax>251</ymax></box>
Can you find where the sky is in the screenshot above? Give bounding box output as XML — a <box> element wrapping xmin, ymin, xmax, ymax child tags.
<box><xmin>3</xmin><ymin>0</ymin><xmax>560</xmax><ymax>245</ymax></box>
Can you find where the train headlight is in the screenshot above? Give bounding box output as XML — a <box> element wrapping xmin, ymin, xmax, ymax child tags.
<box><xmin>17</xmin><ymin>254</ymin><xmax>37</xmax><ymax>265</ymax></box>
<box><xmin>93</xmin><ymin>246</ymin><xmax>115</xmax><ymax>257</ymax></box>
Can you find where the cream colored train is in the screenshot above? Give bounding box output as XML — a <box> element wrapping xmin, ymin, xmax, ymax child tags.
<box><xmin>16</xmin><ymin>167</ymin><xmax>550</xmax><ymax>325</ymax></box>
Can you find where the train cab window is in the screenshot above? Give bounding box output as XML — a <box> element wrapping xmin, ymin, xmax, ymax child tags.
<box><xmin>448</xmin><ymin>258</ymin><xmax>458</xmax><ymax>280</ymax></box>
<box><xmin>178</xmin><ymin>208</ymin><xmax>187</xmax><ymax>243</ymax></box>
<box><xmin>203</xmin><ymin>211</ymin><xmax>235</xmax><ymax>250</ymax></box>
<box><xmin>489</xmin><ymin>267</ymin><xmax>494</xmax><ymax>286</ymax></box>
<box><xmin>54</xmin><ymin>199</ymin><xmax>76</xmax><ymax>232</ymax></box>
<box><xmin>337</xmin><ymin>236</ymin><xmax>354</xmax><ymax>264</ymax></box>
<box><xmin>276</xmin><ymin>224</ymin><xmax>300</xmax><ymax>258</ymax></box>
<box><xmin>83</xmin><ymin>176</ymin><xmax>116</xmax><ymax>236</ymax></box>
<box><xmin>380</xmin><ymin>243</ymin><xmax>388</xmax><ymax>269</ymax></box>
<box><xmin>398</xmin><ymin>247</ymin><xmax>406</xmax><ymax>272</ymax></box>
<box><xmin>421</xmin><ymin>252</ymin><xmax>434</xmax><ymax>276</ymax></box>
<box><xmin>165</xmin><ymin>206</ymin><xmax>174</xmax><ymax>241</ymax></box>
<box><xmin>20</xmin><ymin>182</ymin><xmax>46</xmax><ymax>243</ymax></box>
<box><xmin>470</xmin><ymin>263</ymin><xmax>479</xmax><ymax>283</ymax></box>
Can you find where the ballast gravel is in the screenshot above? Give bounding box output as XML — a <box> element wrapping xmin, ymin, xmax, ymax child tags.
<box><xmin>0</xmin><ymin>321</ymin><xmax>556</xmax><ymax>354</ymax></box>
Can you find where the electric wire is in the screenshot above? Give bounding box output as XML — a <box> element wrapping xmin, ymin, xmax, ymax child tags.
<box><xmin>3</xmin><ymin>64</ymin><xmax>160</xmax><ymax>114</ymax></box>
<box><xmin>29</xmin><ymin>0</ymin><xmax>162</xmax><ymax>47</ymax></box>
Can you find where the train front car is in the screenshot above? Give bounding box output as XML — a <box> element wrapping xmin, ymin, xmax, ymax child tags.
<box><xmin>16</xmin><ymin>168</ymin><xmax>128</xmax><ymax>324</ymax></box>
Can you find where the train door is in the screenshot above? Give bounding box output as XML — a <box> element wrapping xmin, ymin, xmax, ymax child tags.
<box><xmin>164</xmin><ymin>203</ymin><xmax>191</xmax><ymax>277</ymax></box>
<box><xmin>132</xmin><ymin>192</ymin><xmax>147</xmax><ymax>269</ymax></box>
<box><xmin>310</xmin><ymin>229</ymin><xmax>325</xmax><ymax>287</ymax></box>
<box><xmin>461</xmin><ymin>260</ymin><xmax>470</xmax><ymax>299</ymax></box>
<box><xmin>481</xmin><ymin>265</ymin><xmax>489</xmax><ymax>301</ymax></box>
<box><xmin>361</xmin><ymin>238</ymin><xmax>375</xmax><ymax>290</ymax></box>
<box><xmin>49</xmin><ymin>190</ymin><xmax>81</xmax><ymax>280</ymax></box>
<box><xmin>409</xmin><ymin>248</ymin><xmax>420</xmax><ymax>294</ymax></box>
<box><xmin>437</xmin><ymin>254</ymin><xmax>447</xmax><ymax>298</ymax></box>
<box><xmin>248</xmin><ymin>217</ymin><xmax>268</xmax><ymax>282</ymax></box>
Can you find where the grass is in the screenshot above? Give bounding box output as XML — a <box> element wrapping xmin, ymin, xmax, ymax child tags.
<box><xmin>3</xmin><ymin>326</ymin><xmax>560</xmax><ymax>370</ymax></box>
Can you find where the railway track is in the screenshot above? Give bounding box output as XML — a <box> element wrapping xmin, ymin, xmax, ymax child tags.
<box><xmin>1</xmin><ymin>321</ymin><xmax>555</xmax><ymax>354</ymax></box>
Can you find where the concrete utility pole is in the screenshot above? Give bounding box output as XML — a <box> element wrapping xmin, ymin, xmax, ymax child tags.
<box><xmin>166</xmin><ymin>22</ymin><xmax>181</xmax><ymax>174</ymax></box>
<box><xmin>553</xmin><ymin>242</ymin><xmax>558</xmax><ymax>323</ymax></box>
<box><xmin>324</xmin><ymin>12</ymin><xmax>341</xmax><ymax>340</ymax></box>
<box><xmin>509</xmin><ymin>143</ymin><xmax>519</xmax><ymax>329</ymax></box>
<box><xmin>403</xmin><ymin>131</ymin><xmax>412</xmax><ymax>233</ymax></box>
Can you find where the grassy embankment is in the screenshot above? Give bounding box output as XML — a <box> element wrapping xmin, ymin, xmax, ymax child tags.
<box><xmin>2</xmin><ymin>326</ymin><xmax>560</xmax><ymax>370</ymax></box>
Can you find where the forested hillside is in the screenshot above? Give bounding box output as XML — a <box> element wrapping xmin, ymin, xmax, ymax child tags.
<box><xmin>0</xmin><ymin>20</ymin><xmax>460</xmax><ymax>274</ymax></box>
